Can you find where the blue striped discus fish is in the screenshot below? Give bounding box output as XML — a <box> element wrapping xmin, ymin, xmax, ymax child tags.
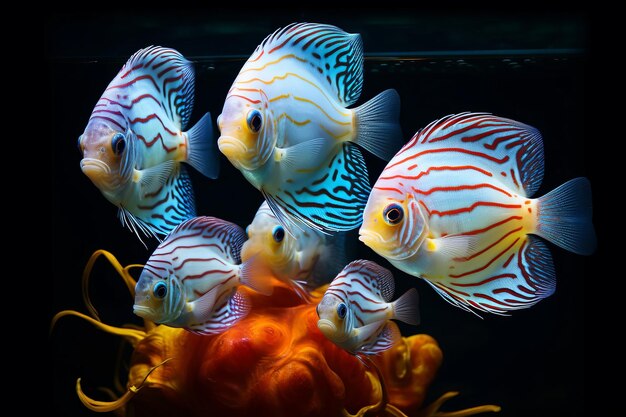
<box><xmin>359</xmin><ymin>113</ymin><xmax>597</xmax><ymax>315</ymax></box>
<box><xmin>78</xmin><ymin>46</ymin><xmax>219</xmax><ymax>240</ymax></box>
<box><xmin>240</xmin><ymin>201</ymin><xmax>348</xmax><ymax>291</ymax></box>
<box><xmin>316</xmin><ymin>260</ymin><xmax>419</xmax><ymax>355</ymax></box>
<box><xmin>133</xmin><ymin>217</ymin><xmax>272</xmax><ymax>335</ymax></box>
<box><xmin>217</xmin><ymin>22</ymin><xmax>402</xmax><ymax>233</ymax></box>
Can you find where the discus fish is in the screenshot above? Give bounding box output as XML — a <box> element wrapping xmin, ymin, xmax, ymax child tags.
<box><xmin>240</xmin><ymin>201</ymin><xmax>348</xmax><ymax>290</ymax></box>
<box><xmin>316</xmin><ymin>260</ymin><xmax>419</xmax><ymax>355</ymax></box>
<box><xmin>78</xmin><ymin>46</ymin><xmax>219</xmax><ymax>240</ymax></box>
<box><xmin>133</xmin><ymin>216</ymin><xmax>272</xmax><ymax>334</ymax></box>
<box><xmin>359</xmin><ymin>113</ymin><xmax>596</xmax><ymax>315</ymax></box>
<box><xmin>217</xmin><ymin>22</ymin><xmax>402</xmax><ymax>233</ymax></box>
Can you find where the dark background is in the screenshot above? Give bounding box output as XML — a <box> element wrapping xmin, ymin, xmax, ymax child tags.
<box><xmin>48</xmin><ymin>11</ymin><xmax>593</xmax><ymax>417</ymax></box>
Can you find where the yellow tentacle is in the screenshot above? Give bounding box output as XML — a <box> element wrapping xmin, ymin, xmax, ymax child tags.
<box><xmin>420</xmin><ymin>391</ymin><xmax>501</xmax><ymax>417</ymax></box>
<box><xmin>51</xmin><ymin>310</ymin><xmax>146</xmax><ymax>346</ymax></box>
<box><xmin>82</xmin><ymin>249</ymin><xmax>141</xmax><ymax>320</ymax></box>
<box><xmin>76</xmin><ymin>358</ymin><xmax>172</xmax><ymax>413</ymax></box>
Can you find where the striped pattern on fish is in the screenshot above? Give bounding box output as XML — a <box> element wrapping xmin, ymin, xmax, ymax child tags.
<box><xmin>359</xmin><ymin>113</ymin><xmax>596</xmax><ymax>315</ymax></box>
<box><xmin>317</xmin><ymin>260</ymin><xmax>418</xmax><ymax>355</ymax></box>
<box><xmin>133</xmin><ymin>217</ymin><xmax>271</xmax><ymax>335</ymax></box>
<box><xmin>79</xmin><ymin>46</ymin><xmax>218</xmax><ymax>242</ymax></box>
<box><xmin>218</xmin><ymin>22</ymin><xmax>402</xmax><ymax>234</ymax></box>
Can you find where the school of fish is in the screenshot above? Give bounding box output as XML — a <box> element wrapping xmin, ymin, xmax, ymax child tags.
<box><xmin>74</xmin><ymin>23</ymin><xmax>596</xmax><ymax>357</ymax></box>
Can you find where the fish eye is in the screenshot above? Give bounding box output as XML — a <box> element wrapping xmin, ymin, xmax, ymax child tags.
<box><xmin>153</xmin><ymin>282</ymin><xmax>167</xmax><ymax>299</ymax></box>
<box><xmin>247</xmin><ymin>109</ymin><xmax>263</xmax><ymax>133</ymax></box>
<box><xmin>272</xmin><ymin>225</ymin><xmax>285</xmax><ymax>243</ymax></box>
<box><xmin>77</xmin><ymin>135</ymin><xmax>83</xmax><ymax>153</ymax></box>
<box><xmin>245</xmin><ymin>225</ymin><xmax>250</xmax><ymax>238</ymax></box>
<box><xmin>383</xmin><ymin>203</ymin><xmax>404</xmax><ymax>225</ymax></box>
<box><xmin>337</xmin><ymin>303</ymin><xmax>347</xmax><ymax>319</ymax></box>
<box><xmin>111</xmin><ymin>133</ymin><xmax>126</xmax><ymax>155</ymax></box>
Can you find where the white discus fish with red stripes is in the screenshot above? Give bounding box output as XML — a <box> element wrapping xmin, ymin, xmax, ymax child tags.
<box><xmin>316</xmin><ymin>260</ymin><xmax>419</xmax><ymax>355</ymax></box>
<box><xmin>240</xmin><ymin>201</ymin><xmax>348</xmax><ymax>293</ymax></box>
<box><xmin>133</xmin><ymin>217</ymin><xmax>272</xmax><ymax>335</ymax></box>
<box><xmin>359</xmin><ymin>113</ymin><xmax>597</xmax><ymax>315</ymax></box>
<box><xmin>217</xmin><ymin>22</ymin><xmax>402</xmax><ymax>233</ymax></box>
<box><xmin>78</xmin><ymin>46</ymin><xmax>218</xmax><ymax>241</ymax></box>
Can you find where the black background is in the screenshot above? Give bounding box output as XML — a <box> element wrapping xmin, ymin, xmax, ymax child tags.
<box><xmin>49</xmin><ymin>11</ymin><xmax>593</xmax><ymax>417</ymax></box>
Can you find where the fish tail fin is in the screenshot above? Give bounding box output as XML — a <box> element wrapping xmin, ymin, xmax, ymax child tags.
<box><xmin>536</xmin><ymin>177</ymin><xmax>596</xmax><ymax>255</ymax></box>
<box><xmin>353</xmin><ymin>89</ymin><xmax>403</xmax><ymax>161</ymax></box>
<box><xmin>185</xmin><ymin>112</ymin><xmax>219</xmax><ymax>179</ymax></box>
<box><xmin>392</xmin><ymin>288</ymin><xmax>420</xmax><ymax>326</ymax></box>
<box><xmin>239</xmin><ymin>255</ymin><xmax>274</xmax><ymax>296</ymax></box>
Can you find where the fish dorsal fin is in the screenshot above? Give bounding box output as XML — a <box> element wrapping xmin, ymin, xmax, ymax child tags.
<box><xmin>409</xmin><ymin>113</ymin><xmax>544</xmax><ymax>197</ymax></box>
<box><xmin>349</xmin><ymin>260</ymin><xmax>395</xmax><ymax>302</ymax></box>
<box><xmin>120</xmin><ymin>46</ymin><xmax>195</xmax><ymax>130</ymax></box>
<box><xmin>250</xmin><ymin>22</ymin><xmax>363</xmax><ymax>106</ymax></box>
<box><xmin>169</xmin><ymin>216</ymin><xmax>246</xmax><ymax>264</ymax></box>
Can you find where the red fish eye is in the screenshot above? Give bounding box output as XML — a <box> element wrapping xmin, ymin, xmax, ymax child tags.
<box><xmin>247</xmin><ymin>110</ymin><xmax>263</xmax><ymax>133</ymax></box>
<box><xmin>383</xmin><ymin>204</ymin><xmax>404</xmax><ymax>225</ymax></box>
<box><xmin>111</xmin><ymin>133</ymin><xmax>126</xmax><ymax>155</ymax></box>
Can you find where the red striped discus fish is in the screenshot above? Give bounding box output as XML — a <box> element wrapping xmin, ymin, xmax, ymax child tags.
<box><xmin>316</xmin><ymin>260</ymin><xmax>419</xmax><ymax>355</ymax></box>
<box><xmin>217</xmin><ymin>22</ymin><xmax>402</xmax><ymax>233</ymax></box>
<box><xmin>359</xmin><ymin>113</ymin><xmax>597</xmax><ymax>315</ymax></box>
<box><xmin>78</xmin><ymin>46</ymin><xmax>219</xmax><ymax>241</ymax></box>
<box><xmin>133</xmin><ymin>217</ymin><xmax>272</xmax><ymax>335</ymax></box>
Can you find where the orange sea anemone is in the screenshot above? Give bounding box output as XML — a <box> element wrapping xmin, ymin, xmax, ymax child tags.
<box><xmin>52</xmin><ymin>250</ymin><xmax>500</xmax><ymax>417</ymax></box>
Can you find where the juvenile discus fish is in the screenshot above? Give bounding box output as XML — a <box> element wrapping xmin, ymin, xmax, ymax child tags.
<box><xmin>133</xmin><ymin>217</ymin><xmax>272</xmax><ymax>335</ymax></box>
<box><xmin>218</xmin><ymin>22</ymin><xmax>402</xmax><ymax>233</ymax></box>
<box><xmin>359</xmin><ymin>113</ymin><xmax>597</xmax><ymax>315</ymax></box>
<box><xmin>241</xmin><ymin>201</ymin><xmax>348</xmax><ymax>291</ymax></box>
<box><xmin>316</xmin><ymin>260</ymin><xmax>419</xmax><ymax>355</ymax></box>
<box><xmin>78</xmin><ymin>46</ymin><xmax>219</xmax><ymax>240</ymax></box>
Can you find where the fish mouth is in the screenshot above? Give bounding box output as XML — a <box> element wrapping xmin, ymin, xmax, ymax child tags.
<box><xmin>80</xmin><ymin>158</ymin><xmax>113</xmax><ymax>186</ymax></box>
<box><xmin>218</xmin><ymin>136</ymin><xmax>248</xmax><ymax>160</ymax></box>
<box><xmin>133</xmin><ymin>304</ymin><xmax>155</xmax><ymax>320</ymax></box>
<box><xmin>358</xmin><ymin>229</ymin><xmax>384</xmax><ymax>248</ymax></box>
<box><xmin>80</xmin><ymin>158</ymin><xmax>111</xmax><ymax>176</ymax></box>
<box><xmin>317</xmin><ymin>319</ymin><xmax>337</xmax><ymax>338</ymax></box>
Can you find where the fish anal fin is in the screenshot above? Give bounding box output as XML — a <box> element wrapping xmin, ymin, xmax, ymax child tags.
<box><xmin>359</xmin><ymin>321</ymin><xmax>400</xmax><ymax>355</ymax></box>
<box><xmin>269</xmin><ymin>143</ymin><xmax>371</xmax><ymax>233</ymax></box>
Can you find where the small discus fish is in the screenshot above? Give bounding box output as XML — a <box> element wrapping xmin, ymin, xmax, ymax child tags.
<box><xmin>316</xmin><ymin>260</ymin><xmax>419</xmax><ymax>355</ymax></box>
<box><xmin>359</xmin><ymin>113</ymin><xmax>597</xmax><ymax>315</ymax></box>
<box><xmin>78</xmin><ymin>46</ymin><xmax>219</xmax><ymax>241</ymax></box>
<box><xmin>240</xmin><ymin>201</ymin><xmax>348</xmax><ymax>291</ymax></box>
<box><xmin>133</xmin><ymin>216</ymin><xmax>272</xmax><ymax>335</ymax></box>
<box><xmin>217</xmin><ymin>22</ymin><xmax>402</xmax><ymax>234</ymax></box>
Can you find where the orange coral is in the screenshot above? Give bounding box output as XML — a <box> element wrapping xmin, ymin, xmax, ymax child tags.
<box><xmin>53</xmin><ymin>250</ymin><xmax>500</xmax><ymax>417</ymax></box>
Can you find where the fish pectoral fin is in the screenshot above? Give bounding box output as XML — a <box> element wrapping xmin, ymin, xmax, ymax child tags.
<box><xmin>136</xmin><ymin>160</ymin><xmax>176</xmax><ymax>195</ymax></box>
<box><xmin>355</xmin><ymin>320</ymin><xmax>387</xmax><ymax>346</ymax></box>
<box><xmin>359</xmin><ymin>321</ymin><xmax>401</xmax><ymax>355</ymax></box>
<box><xmin>276</xmin><ymin>138</ymin><xmax>330</xmax><ymax>172</ymax></box>
<box><xmin>187</xmin><ymin>285</ymin><xmax>221</xmax><ymax>323</ymax></box>
<box><xmin>426</xmin><ymin>234</ymin><xmax>481</xmax><ymax>261</ymax></box>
